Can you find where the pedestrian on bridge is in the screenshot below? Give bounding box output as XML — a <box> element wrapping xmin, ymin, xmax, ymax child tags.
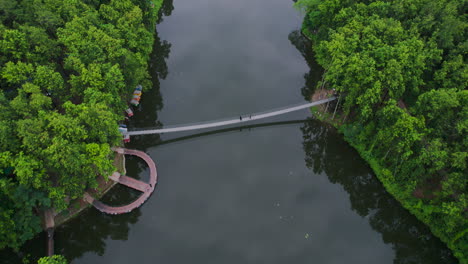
<box><xmin>240</xmin><ymin>116</ymin><xmax>242</xmax><ymax>121</ymax></box>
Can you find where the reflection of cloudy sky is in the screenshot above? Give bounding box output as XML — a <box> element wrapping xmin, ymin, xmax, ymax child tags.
<box><xmin>78</xmin><ymin>123</ymin><xmax>393</xmax><ymax>264</ymax></box>
<box><xmin>156</xmin><ymin>0</ymin><xmax>309</xmax><ymax>124</ymax></box>
<box><xmin>74</xmin><ymin>0</ymin><xmax>396</xmax><ymax>262</ymax></box>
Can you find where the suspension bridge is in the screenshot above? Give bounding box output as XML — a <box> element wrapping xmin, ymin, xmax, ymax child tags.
<box><xmin>80</xmin><ymin>97</ymin><xmax>336</xmax><ymax>218</ymax></box>
<box><xmin>124</xmin><ymin>97</ymin><xmax>336</xmax><ymax>136</ymax></box>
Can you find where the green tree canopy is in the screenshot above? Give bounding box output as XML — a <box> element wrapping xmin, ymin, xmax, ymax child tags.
<box><xmin>0</xmin><ymin>0</ymin><xmax>163</xmax><ymax>251</ymax></box>
<box><xmin>296</xmin><ymin>0</ymin><xmax>467</xmax><ymax>261</ymax></box>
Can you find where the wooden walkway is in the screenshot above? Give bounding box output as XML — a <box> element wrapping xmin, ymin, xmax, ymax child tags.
<box><xmin>125</xmin><ymin>97</ymin><xmax>336</xmax><ymax>136</ymax></box>
<box><xmin>109</xmin><ymin>172</ymin><xmax>151</xmax><ymax>192</ymax></box>
<box><xmin>44</xmin><ymin>209</ymin><xmax>55</xmax><ymax>256</ymax></box>
<box><xmin>46</xmin><ymin>228</ymin><xmax>54</xmax><ymax>256</ymax></box>
<box><xmin>84</xmin><ymin>148</ymin><xmax>157</xmax><ymax>215</ymax></box>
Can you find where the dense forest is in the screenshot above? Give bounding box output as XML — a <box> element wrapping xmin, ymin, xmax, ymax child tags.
<box><xmin>0</xmin><ymin>0</ymin><xmax>163</xmax><ymax>255</ymax></box>
<box><xmin>295</xmin><ymin>0</ymin><xmax>467</xmax><ymax>262</ymax></box>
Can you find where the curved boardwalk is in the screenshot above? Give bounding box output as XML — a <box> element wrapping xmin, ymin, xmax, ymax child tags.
<box><xmin>125</xmin><ymin>97</ymin><xmax>336</xmax><ymax>136</ymax></box>
<box><xmin>84</xmin><ymin>148</ymin><xmax>157</xmax><ymax>215</ymax></box>
<box><xmin>44</xmin><ymin>209</ymin><xmax>55</xmax><ymax>256</ymax></box>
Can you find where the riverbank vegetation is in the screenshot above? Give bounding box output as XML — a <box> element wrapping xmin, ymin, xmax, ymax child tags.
<box><xmin>38</xmin><ymin>255</ymin><xmax>66</xmax><ymax>264</ymax></box>
<box><xmin>295</xmin><ymin>0</ymin><xmax>467</xmax><ymax>261</ymax></box>
<box><xmin>0</xmin><ymin>0</ymin><xmax>163</xmax><ymax>252</ymax></box>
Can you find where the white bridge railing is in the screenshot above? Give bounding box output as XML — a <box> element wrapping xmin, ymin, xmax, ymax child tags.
<box><xmin>125</xmin><ymin>97</ymin><xmax>336</xmax><ymax>136</ymax></box>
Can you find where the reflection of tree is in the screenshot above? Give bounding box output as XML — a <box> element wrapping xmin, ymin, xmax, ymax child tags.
<box><xmin>301</xmin><ymin>118</ymin><xmax>456</xmax><ymax>264</ymax></box>
<box><xmin>150</xmin><ymin>26</ymin><xmax>171</xmax><ymax>82</ymax></box>
<box><xmin>0</xmin><ymin>198</ymin><xmax>141</xmax><ymax>263</ymax></box>
<box><xmin>0</xmin><ymin>232</ymin><xmax>46</xmax><ymax>264</ymax></box>
<box><xmin>55</xmin><ymin>207</ymin><xmax>141</xmax><ymax>261</ymax></box>
<box><xmin>97</xmin><ymin>10</ymin><xmax>173</xmax><ymax>222</ymax></box>
<box><xmin>1</xmin><ymin>10</ymin><xmax>172</xmax><ymax>264</ymax></box>
<box><xmin>126</xmin><ymin>21</ymin><xmax>171</xmax><ymax>151</ymax></box>
<box><xmin>157</xmin><ymin>0</ymin><xmax>174</xmax><ymax>23</ymax></box>
<box><xmin>54</xmin><ymin>43</ymin><xmax>171</xmax><ymax>258</ymax></box>
<box><xmin>288</xmin><ymin>30</ymin><xmax>323</xmax><ymax>101</ymax></box>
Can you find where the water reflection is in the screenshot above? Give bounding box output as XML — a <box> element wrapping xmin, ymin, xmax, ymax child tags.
<box><xmin>158</xmin><ymin>0</ymin><xmax>174</xmax><ymax>23</ymax></box>
<box><xmin>0</xmin><ymin>188</ymin><xmax>143</xmax><ymax>264</ymax></box>
<box><xmin>300</xmin><ymin>118</ymin><xmax>456</xmax><ymax>263</ymax></box>
<box><xmin>0</xmin><ymin>9</ymin><xmax>172</xmax><ymax>263</ymax></box>
<box><xmin>126</xmin><ymin>27</ymin><xmax>171</xmax><ymax>151</ymax></box>
<box><xmin>288</xmin><ymin>30</ymin><xmax>323</xmax><ymax>101</ymax></box>
<box><xmin>155</xmin><ymin>120</ymin><xmax>307</xmax><ymax>146</ymax></box>
<box><xmin>0</xmin><ymin>233</ymin><xmax>47</xmax><ymax>264</ymax></box>
<box><xmin>52</xmin><ymin>15</ymin><xmax>174</xmax><ymax>261</ymax></box>
<box><xmin>55</xmin><ymin>208</ymin><xmax>141</xmax><ymax>260</ymax></box>
<box><xmin>52</xmin><ymin>15</ymin><xmax>175</xmax><ymax>261</ymax></box>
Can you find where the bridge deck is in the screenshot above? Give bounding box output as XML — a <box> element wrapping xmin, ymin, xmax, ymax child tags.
<box><xmin>125</xmin><ymin>97</ymin><xmax>335</xmax><ymax>136</ymax></box>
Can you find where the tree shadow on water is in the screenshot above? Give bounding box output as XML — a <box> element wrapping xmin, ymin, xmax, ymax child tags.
<box><xmin>300</xmin><ymin>118</ymin><xmax>456</xmax><ymax>264</ymax></box>
<box><xmin>126</xmin><ymin>16</ymin><xmax>172</xmax><ymax>152</ymax></box>
<box><xmin>0</xmin><ymin>206</ymin><xmax>141</xmax><ymax>264</ymax></box>
<box><xmin>0</xmin><ymin>6</ymin><xmax>173</xmax><ymax>263</ymax></box>
<box><xmin>157</xmin><ymin>0</ymin><xmax>174</xmax><ymax>23</ymax></box>
<box><xmin>55</xmin><ymin>207</ymin><xmax>141</xmax><ymax>261</ymax></box>
<box><xmin>0</xmin><ymin>60</ymin><xmax>164</xmax><ymax>264</ymax></box>
<box><xmin>288</xmin><ymin>30</ymin><xmax>324</xmax><ymax>101</ymax></box>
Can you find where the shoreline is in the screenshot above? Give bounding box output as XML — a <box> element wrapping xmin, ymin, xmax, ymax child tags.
<box><xmin>42</xmin><ymin>151</ymin><xmax>126</xmax><ymax>230</ymax></box>
<box><xmin>38</xmin><ymin>1</ymin><xmax>163</xmax><ymax>232</ymax></box>
<box><xmin>308</xmin><ymin>90</ymin><xmax>462</xmax><ymax>261</ymax></box>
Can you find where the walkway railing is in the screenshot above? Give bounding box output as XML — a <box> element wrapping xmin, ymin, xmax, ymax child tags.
<box><xmin>84</xmin><ymin>148</ymin><xmax>157</xmax><ymax>215</ymax></box>
<box><xmin>125</xmin><ymin>97</ymin><xmax>336</xmax><ymax>136</ymax></box>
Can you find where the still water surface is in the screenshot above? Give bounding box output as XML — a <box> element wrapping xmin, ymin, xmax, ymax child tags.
<box><xmin>1</xmin><ymin>0</ymin><xmax>455</xmax><ymax>263</ymax></box>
